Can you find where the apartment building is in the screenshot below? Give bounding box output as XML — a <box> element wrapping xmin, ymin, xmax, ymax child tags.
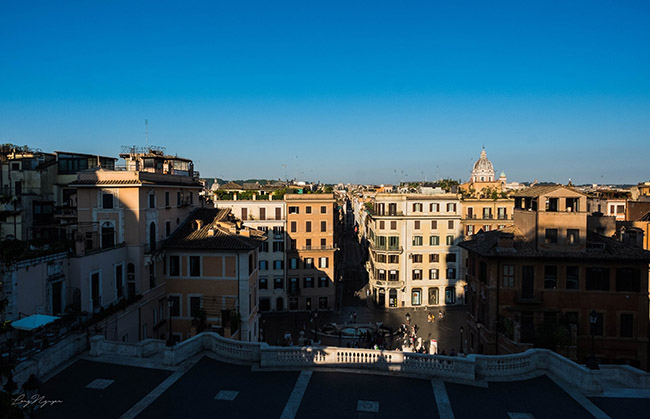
<box><xmin>460</xmin><ymin>185</ymin><xmax>650</xmax><ymax>369</ymax></box>
<box><xmin>460</xmin><ymin>198</ymin><xmax>515</xmax><ymax>238</ymax></box>
<box><xmin>70</xmin><ymin>148</ymin><xmax>202</xmax><ymax>342</ymax></box>
<box><xmin>216</xmin><ymin>198</ymin><xmax>287</xmax><ymax>312</ymax></box>
<box><xmin>285</xmin><ymin>194</ymin><xmax>337</xmax><ymax>311</ymax></box>
<box><xmin>164</xmin><ymin>208</ymin><xmax>265</xmax><ymax>342</ymax></box>
<box><xmin>367</xmin><ymin>193</ymin><xmax>463</xmax><ymax>308</ymax></box>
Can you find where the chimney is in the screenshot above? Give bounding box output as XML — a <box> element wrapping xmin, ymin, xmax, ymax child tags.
<box><xmin>497</xmin><ymin>232</ymin><xmax>514</xmax><ymax>248</ymax></box>
<box><xmin>195</xmin><ymin>220</ymin><xmax>203</xmax><ymax>230</ymax></box>
<box><xmin>207</xmin><ymin>228</ymin><xmax>215</xmax><ymax>237</ymax></box>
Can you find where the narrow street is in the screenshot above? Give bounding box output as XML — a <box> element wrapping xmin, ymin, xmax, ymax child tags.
<box><xmin>262</xmin><ymin>204</ymin><xmax>467</xmax><ymax>355</ymax></box>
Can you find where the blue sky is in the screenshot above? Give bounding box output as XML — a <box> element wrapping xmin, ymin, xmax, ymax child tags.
<box><xmin>1</xmin><ymin>1</ymin><xmax>649</xmax><ymax>184</ymax></box>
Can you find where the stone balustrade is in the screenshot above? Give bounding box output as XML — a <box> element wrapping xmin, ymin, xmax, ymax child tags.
<box><xmin>87</xmin><ymin>333</ymin><xmax>649</xmax><ymax>393</ymax></box>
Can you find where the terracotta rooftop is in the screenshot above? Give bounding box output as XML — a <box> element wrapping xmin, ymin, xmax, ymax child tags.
<box><xmin>165</xmin><ymin>208</ymin><xmax>266</xmax><ymax>250</ymax></box>
<box><xmin>459</xmin><ymin>227</ymin><xmax>650</xmax><ymax>261</ymax></box>
<box><xmin>220</xmin><ymin>182</ymin><xmax>243</xmax><ymax>190</ymax></box>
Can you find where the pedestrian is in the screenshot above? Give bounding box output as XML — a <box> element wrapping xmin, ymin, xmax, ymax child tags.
<box><xmin>348</xmin><ymin>313</ymin><xmax>353</xmax><ymax>324</ymax></box>
<box><xmin>353</xmin><ymin>312</ymin><xmax>357</xmax><ymax>323</ymax></box>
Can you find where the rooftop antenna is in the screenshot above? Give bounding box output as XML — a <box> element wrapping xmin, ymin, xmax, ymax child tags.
<box><xmin>145</xmin><ymin>119</ymin><xmax>149</xmax><ymax>147</ymax></box>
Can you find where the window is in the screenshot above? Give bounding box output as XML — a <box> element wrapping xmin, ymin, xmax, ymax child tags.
<box><xmin>189</xmin><ymin>192</ymin><xmax>194</xmax><ymax>205</ymax></box>
<box><xmin>544</xmin><ymin>266</ymin><xmax>557</xmax><ymax>289</ymax></box>
<box><xmin>306</xmin><ymin>239</ymin><xmax>311</xmax><ymax>248</ymax></box>
<box><xmin>616</xmin><ymin>268</ymin><xmax>640</xmax><ymax>292</ymax></box>
<box><xmin>446</xmin><ymin>253</ymin><xmax>456</xmax><ymax>263</ymax></box>
<box><xmin>304</xmin><ymin>277</ymin><xmax>314</xmax><ymax>288</ymax></box>
<box><xmin>318</xmin><ymin>276</ymin><xmax>329</xmax><ymax>288</ymax></box>
<box><xmin>290</xmin><ymin>221</ymin><xmax>297</xmax><ymax>233</ymax></box>
<box><xmin>260</xmin><ymin>241</ymin><xmax>269</xmax><ymax>252</ymax></box>
<box><xmin>412</xmin><ymin>236</ymin><xmax>423</xmax><ymax>246</ymax></box>
<box><xmin>429</xmin><ymin>269</ymin><xmax>439</xmax><ymax>280</ymax></box>
<box><xmin>288</xmin><ymin>206</ymin><xmax>299</xmax><ymax>214</ymax></box>
<box><xmin>170</xmin><ymin>296</ymin><xmax>180</xmax><ymax>317</ymax></box>
<box><xmin>318</xmin><ymin>297</ymin><xmax>328</xmax><ymax>309</ymax></box>
<box><xmin>166</xmin><ymin>221</ymin><xmax>171</xmax><ymax>237</ymax></box>
<box><xmin>620</xmin><ymin>314</ymin><xmax>634</xmax><ymax>338</ymax></box>
<box><xmin>259</xmin><ymin>208</ymin><xmax>266</xmax><ymax>220</ymax></box>
<box><xmin>306</xmin><ymin>221</ymin><xmax>311</xmax><ymax>232</ymax></box>
<box><xmin>169</xmin><ymin>256</ymin><xmax>180</xmax><ymax>276</ymax></box>
<box><xmin>414</xmin><ymin>221</ymin><xmax>420</xmax><ymax>230</ymax></box>
<box><xmin>380</xmin><ymin>221</ymin><xmax>385</xmax><ymax>230</ymax></box>
<box><xmin>448</xmin><ymin>220</ymin><xmax>454</xmax><ymax>229</ymax></box>
<box><xmin>566</xmin><ymin>266</ymin><xmax>579</xmax><ymax>289</ymax></box>
<box><xmin>321</xmin><ymin>221</ymin><xmax>327</xmax><ymax>232</ymax></box>
<box><xmin>388</xmin><ymin>236</ymin><xmax>399</xmax><ymax>249</ymax></box>
<box><xmin>101</xmin><ymin>221</ymin><xmax>115</xmax><ymax>249</ymax></box>
<box><xmin>273</xmin><ymin>260</ymin><xmax>284</xmax><ymax>270</ymax></box>
<box><xmin>319</xmin><ymin>257</ymin><xmax>329</xmax><ymax>268</ymax></box>
<box><xmin>545</xmin><ymin>229</ymin><xmax>558</xmax><ymax>244</ymax></box>
<box><xmin>189</xmin><ymin>256</ymin><xmax>201</xmax><ymax>277</ymax></box>
<box><xmin>259</xmin><ymin>277</ymin><xmax>268</xmax><ymax>289</ymax></box>
<box><xmin>445</xmin><ymin>287</ymin><xmax>456</xmax><ymax>304</ymax></box>
<box><xmin>306</xmin><ymin>206</ymin><xmax>312</xmax><ymax>214</ymax></box>
<box><xmin>388</xmin><ymin>255</ymin><xmax>399</xmax><ymax>264</ymax></box>
<box><xmin>321</xmin><ymin>238</ymin><xmax>326</xmax><ymax>248</ymax></box>
<box><xmin>273</xmin><ymin>226</ymin><xmax>284</xmax><ymax>236</ymax></box>
<box><xmin>446</xmin><ymin>268</ymin><xmax>456</xmax><ymax>280</ymax></box>
<box><xmin>288</xmin><ymin>277</ymin><xmax>299</xmax><ymax>294</ymax></box>
<box><xmin>290</xmin><ymin>239</ymin><xmax>296</xmax><ymax>250</ymax></box>
<box><xmin>389</xmin><ymin>270</ymin><xmax>399</xmax><ymax>281</ymax></box>
<box><xmin>177</xmin><ymin>191</ymin><xmax>181</xmax><ymax>206</ymax></box>
<box><xmin>446</xmin><ymin>235</ymin><xmax>454</xmax><ymax>245</ymax></box>
<box><xmin>165</xmin><ymin>191</ymin><xmax>170</xmax><ymax>207</ymax></box>
<box><xmin>391</xmin><ymin>221</ymin><xmax>397</xmax><ymax>230</ymax></box>
<box><xmin>273</xmin><ymin>241</ymin><xmax>284</xmax><ymax>252</ymax></box>
<box><xmin>376</xmin><ymin>253</ymin><xmax>386</xmax><ymax>263</ymax></box>
<box><xmin>502</xmin><ymin>265</ymin><xmax>515</xmax><ymax>287</ymax></box>
<box><xmin>411</xmin><ymin>288</ymin><xmax>422</xmax><ymax>305</ymax></box>
<box><xmin>562</xmin><ymin>229</ymin><xmax>579</xmax><ymax>246</ymax></box>
<box><xmin>430</xmin><ymin>203</ymin><xmax>440</xmax><ymax>212</ymax></box>
<box><xmin>290</xmin><ymin>258</ymin><xmax>298</xmax><ymax>269</ymax></box>
<box><xmin>586</xmin><ymin>267</ymin><xmax>610</xmax><ymax>291</ymax></box>
<box><xmin>617</xmin><ymin>205</ymin><xmax>624</xmax><ymax>214</ymax></box>
<box><xmin>413</xmin><ymin>203</ymin><xmax>423</xmax><ymax>212</ymax></box>
<box><xmin>149</xmin><ymin>193</ymin><xmax>155</xmax><ymax>209</ymax></box>
<box><xmin>431</xmin><ymin>220</ymin><xmax>437</xmax><ymax>230</ymax></box>
<box><xmin>429</xmin><ymin>254</ymin><xmax>439</xmax><ymax>263</ymax></box>
<box><xmin>430</xmin><ymin>235</ymin><xmax>440</xmax><ymax>246</ymax></box>
<box><xmin>412</xmin><ymin>254</ymin><xmax>422</xmax><ymax>263</ymax></box>
<box><xmin>259</xmin><ymin>260</ymin><xmax>268</xmax><ymax>270</ymax></box>
<box><xmin>305</xmin><ymin>258</ymin><xmax>314</xmax><ymax>269</ymax></box>
<box><xmin>321</xmin><ymin>206</ymin><xmax>327</xmax><ymax>214</ymax></box>
<box><xmin>412</xmin><ymin>269</ymin><xmax>422</xmax><ymax>280</ymax></box>
<box><xmin>446</xmin><ymin>203</ymin><xmax>457</xmax><ymax>213</ymax></box>
<box><xmin>274</xmin><ymin>277</ymin><xmax>283</xmax><ymax>289</ymax></box>
<box><xmin>545</xmin><ymin>197</ymin><xmax>558</xmax><ymax>212</ymax></box>
<box><xmin>102</xmin><ymin>193</ymin><xmax>113</xmax><ymax>209</ymax></box>
<box><xmin>428</xmin><ymin>288</ymin><xmax>438</xmax><ymax>305</ymax></box>
<box><xmin>190</xmin><ymin>296</ymin><xmax>201</xmax><ymax>318</ymax></box>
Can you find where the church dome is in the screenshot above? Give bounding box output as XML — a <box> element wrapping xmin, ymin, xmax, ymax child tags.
<box><xmin>470</xmin><ymin>148</ymin><xmax>496</xmax><ymax>182</ymax></box>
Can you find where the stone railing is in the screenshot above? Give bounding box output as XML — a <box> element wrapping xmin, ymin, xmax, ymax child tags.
<box><xmin>87</xmin><ymin>333</ymin><xmax>650</xmax><ymax>392</ymax></box>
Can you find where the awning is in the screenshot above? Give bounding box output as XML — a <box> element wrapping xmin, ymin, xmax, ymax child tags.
<box><xmin>11</xmin><ymin>314</ymin><xmax>60</xmax><ymax>331</ymax></box>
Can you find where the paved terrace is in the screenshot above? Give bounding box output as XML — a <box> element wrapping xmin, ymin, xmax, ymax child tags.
<box><xmin>18</xmin><ymin>333</ymin><xmax>650</xmax><ymax>418</ymax></box>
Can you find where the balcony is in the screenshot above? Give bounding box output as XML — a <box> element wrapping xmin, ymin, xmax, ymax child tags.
<box><xmin>466</xmin><ymin>214</ymin><xmax>477</xmax><ymax>219</ymax></box>
<box><xmin>300</xmin><ymin>245</ymin><xmax>337</xmax><ymax>251</ymax></box>
<box><xmin>371</xmin><ymin>279</ymin><xmax>405</xmax><ymax>289</ymax></box>
<box><xmin>497</xmin><ymin>214</ymin><xmax>510</xmax><ymax>220</ymax></box>
<box><xmin>482</xmin><ymin>214</ymin><xmax>494</xmax><ymax>220</ymax></box>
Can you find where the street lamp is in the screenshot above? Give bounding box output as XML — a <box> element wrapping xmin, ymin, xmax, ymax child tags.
<box><xmin>460</xmin><ymin>326</ymin><xmax>464</xmax><ymax>354</ymax></box>
<box><xmin>587</xmin><ymin>310</ymin><xmax>599</xmax><ymax>370</ymax></box>
<box><xmin>167</xmin><ymin>296</ymin><xmax>175</xmax><ymax>347</ymax></box>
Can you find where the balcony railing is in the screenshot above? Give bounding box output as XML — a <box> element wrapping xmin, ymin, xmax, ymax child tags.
<box><xmin>482</xmin><ymin>214</ymin><xmax>494</xmax><ymax>220</ymax></box>
<box><xmin>371</xmin><ymin>279</ymin><xmax>405</xmax><ymax>289</ymax></box>
<box><xmin>301</xmin><ymin>245</ymin><xmax>337</xmax><ymax>251</ymax></box>
<box><xmin>497</xmin><ymin>214</ymin><xmax>510</xmax><ymax>220</ymax></box>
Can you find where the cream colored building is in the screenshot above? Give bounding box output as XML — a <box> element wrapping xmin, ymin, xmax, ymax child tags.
<box><xmin>367</xmin><ymin>193</ymin><xmax>463</xmax><ymax>308</ymax></box>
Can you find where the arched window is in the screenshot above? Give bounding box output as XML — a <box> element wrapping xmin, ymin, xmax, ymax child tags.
<box><xmin>101</xmin><ymin>221</ymin><xmax>115</xmax><ymax>248</ymax></box>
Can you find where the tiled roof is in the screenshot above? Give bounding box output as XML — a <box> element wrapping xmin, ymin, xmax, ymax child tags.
<box><xmin>165</xmin><ymin>208</ymin><xmax>266</xmax><ymax>250</ymax></box>
<box><xmin>459</xmin><ymin>227</ymin><xmax>650</xmax><ymax>261</ymax></box>
<box><xmin>512</xmin><ymin>185</ymin><xmax>584</xmax><ymax>198</ymax></box>
<box><xmin>637</xmin><ymin>211</ymin><xmax>650</xmax><ymax>222</ymax></box>
<box><xmin>220</xmin><ymin>182</ymin><xmax>243</xmax><ymax>190</ymax></box>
